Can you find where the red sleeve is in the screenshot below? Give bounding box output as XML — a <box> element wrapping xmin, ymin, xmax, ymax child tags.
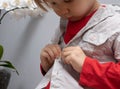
<box><xmin>79</xmin><ymin>57</ymin><xmax>120</xmax><ymax>89</ymax></box>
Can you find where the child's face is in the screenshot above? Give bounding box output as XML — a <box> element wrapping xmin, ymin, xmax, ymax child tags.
<box><xmin>46</xmin><ymin>0</ymin><xmax>97</xmax><ymax>21</ymax></box>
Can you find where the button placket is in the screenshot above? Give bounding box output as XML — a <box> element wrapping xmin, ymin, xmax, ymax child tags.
<box><xmin>50</xmin><ymin>59</ymin><xmax>63</xmax><ymax>89</ymax></box>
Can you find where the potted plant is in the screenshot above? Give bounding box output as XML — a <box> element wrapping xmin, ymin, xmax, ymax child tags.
<box><xmin>0</xmin><ymin>45</ymin><xmax>18</xmax><ymax>89</ymax></box>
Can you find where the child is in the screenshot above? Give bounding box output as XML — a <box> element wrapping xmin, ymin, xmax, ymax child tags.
<box><xmin>34</xmin><ymin>0</ymin><xmax>120</xmax><ymax>89</ymax></box>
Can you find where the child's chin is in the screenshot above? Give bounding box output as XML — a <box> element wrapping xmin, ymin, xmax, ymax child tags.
<box><xmin>69</xmin><ymin>18</ymin><xmax>80</xmax><ymax>22</ymax></box>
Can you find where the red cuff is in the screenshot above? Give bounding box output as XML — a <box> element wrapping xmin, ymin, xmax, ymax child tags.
<box><xmin>79</xmin><ymin>57</ymin><xmax>95</xmax><ymax>87</ymax></box>
<box><xmin>40</xmin><ymin>64</ymin><xmax>46</xmax><ymax>76</ymax></box>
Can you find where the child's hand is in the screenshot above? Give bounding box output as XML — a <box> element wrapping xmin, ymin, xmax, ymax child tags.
<box><xmin>61</xmin><ymin>46</ymin><xmax>86</xmax><ymax>73</ymax></box>
<box><xmin>40</xmin><ymin>44</ymin><xmax>61</xmax><ymax>72</ymax></box>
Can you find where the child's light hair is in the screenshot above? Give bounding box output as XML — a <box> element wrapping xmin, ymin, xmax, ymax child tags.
<box><xmin>34</xmin><ymin>0</ymin><xmax>49</xmax><ymax>11</ymax></box>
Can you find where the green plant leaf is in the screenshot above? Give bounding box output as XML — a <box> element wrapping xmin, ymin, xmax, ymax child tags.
<box><xmin>0</xmin><ymin>45</ymin><xmax>3</xmax><ymax>60</ymax></box>
<box><xmin>0</xmin><ymin>60</ymin><xmax>19</xmax><ymax>75</ymax></box>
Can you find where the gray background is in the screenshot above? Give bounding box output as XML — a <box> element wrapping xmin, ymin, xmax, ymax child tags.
<box><xmin>0</xmin><ymin>0</ymin><xmax>120</xmax><ymax>89</ymax></box>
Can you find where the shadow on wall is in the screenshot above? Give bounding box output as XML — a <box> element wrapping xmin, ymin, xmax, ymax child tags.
<box><xmin>12</xmin><ymin>16</ymin><xmax>44</xmax><ymax>64</ymax></box>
